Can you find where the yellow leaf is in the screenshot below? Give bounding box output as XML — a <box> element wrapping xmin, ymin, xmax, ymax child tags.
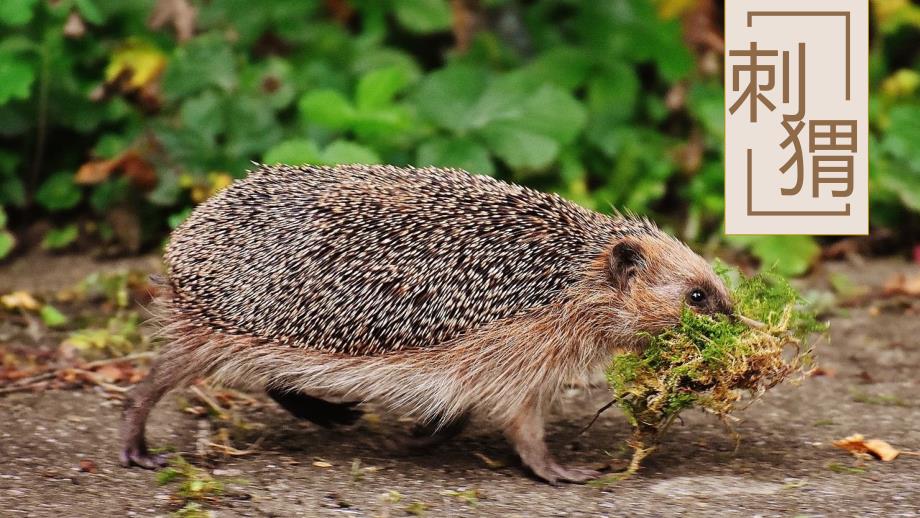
<box><xmin>881</xmin><ymin>69</ymin><xmax>920</xmax><ymax>99</ymax></box>
<box><xmin>872</xmin><ymin>0</ymin><xmax>920</xmax><ymax>32</ymax></box>
<box><xmin>105</xmin><ymin>38</ymin><xmax>166</xmax><ymax>90</ymax></box>
<box><xmin>1</xmin><ymin>291</ymin><xmax>41</xmax><ymax>311</ymax></box>
<box><xmin>312</xmin><ymin>460</ymin><xmax>333</xmax><ymax>468</ymax></box>
<box><xmin>656</xmin><ymin>0</ymin><xmax>696</xmax><ymax>20</ymax></box>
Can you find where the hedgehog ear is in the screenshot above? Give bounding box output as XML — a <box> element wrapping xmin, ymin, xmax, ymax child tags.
<box><xmin>607</xmin><ymin>241</ymin><xmax>644</xmax><ymax>291</ymax></box>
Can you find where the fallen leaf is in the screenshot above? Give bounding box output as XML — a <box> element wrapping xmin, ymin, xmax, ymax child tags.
<box><xmin>833</xmin><ymin>433</ymin><xmax>900</xmax><ymax>461</ymax></box>
<box><xmin>313</xmin><ymin>460</ymin><xmax>333</xmax><ymax>468</ymax></box>
<box><xmin>94</xmin><ymin>363</ymin><xmax>125</xmax><ymax>383</ymax></box>
<box><xmin>105</xmin><ymin>38</ymin><xmax>166</xmax><ymax>91</ymax></box>
<box><xmin>148</xmin><ymin>0</ymin><xmax>198</xmax><ymax>42</ymax></box>
<box><xmin>883</xmin><ymin>272</ymin><xmax>920</xmax><ymax>297</ymax></box>
<box><xmin>807</xmin><ymin>366</ymin><xmax>836</xmax><ymax>377</ymax></box>
<box><xmin>473</xmin><ymin>452</ymin><xmax>505</xmax><ymax>469</ymax></box>
<box><xmin>75</xmin><ymin>151</ymin><xmax>156</xmax><ymax>189</ymax></box>
<box><xmin>63</xmin><ymin>11</ymin><xmax>86</xmax><ymax>39</ymax></box>
<box><xmin>1</xmin><ymin>291</ymin><xmax>41</xmax><ymax>311</ymax></box>
<box><xmin>79</xmin><ymin>459</ymin><xmax>97</xmax><ymax>473</ymax></box>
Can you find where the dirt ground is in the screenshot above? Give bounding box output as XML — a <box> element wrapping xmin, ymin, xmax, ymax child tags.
<box><xmin>1</xmin><ymin>253</ymin><xmax>919</xmax><ymax>517</ymax></box>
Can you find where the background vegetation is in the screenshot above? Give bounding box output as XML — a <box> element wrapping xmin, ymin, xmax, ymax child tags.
<box><xmin>1</xmin><ymin>0</ymin><xmax>918</xmax><ymax>276</ymax></box>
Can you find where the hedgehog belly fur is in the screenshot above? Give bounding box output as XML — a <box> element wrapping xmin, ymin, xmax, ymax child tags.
<box><xmin>153</xmin><ymin>278</ymin><xmax>618</xmax><ymax>428</ymax></box>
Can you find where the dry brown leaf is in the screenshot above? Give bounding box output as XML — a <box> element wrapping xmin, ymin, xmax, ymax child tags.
<box><xmin>883</xmin><ymin>273</ymin><xmax>920</xmax><ymax>297</ymax></box>
<box><xmin>94</xmin><ymin>363</ymin><xmax>125</xmax><ymax>383</ymax></box>
<box><xmin>148</xmin><ymin>0</ymin><xmax>197</xmax><ymax>42</ymax></box>
<box><xmin>450</xmin><ymin>0</ymin><xmax>479</xmax><ymax>53</ymax></box>
<box><xmin>75</xmin><ymin>151</ymin><xmax>156</xmax><ymax>190</ymax></box>
<box><xmin>313</xmin><ymin>460</ymin><xmax>333</xmax><ymax>468</ymax></box>
<box><xmin>324</xmin><ymin>0</ymin><xmax>355</xmax><ymax>25</ymax></box>
<box><xmin>79</xmin><ymin>459</ymin><xmax>97</xmax><ymax>473</ymax></box>
<box><xmin>833</xmin><ymin>433</ymin><xmax>900</xmax><ymax>462</ymax></box>
<box><xmin>63</xmin><ymin>11</ymin><xmax>86</xmax><ymax>39</ymax></box>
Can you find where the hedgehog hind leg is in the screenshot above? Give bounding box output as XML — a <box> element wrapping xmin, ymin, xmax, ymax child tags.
<box><xmin>120</xmin><ymin>350</ymin><xmax>199</xmax><ymax>469</ymax></box>
<box><xmin>406</xmin><ymin>412</ymin><xmax>470</xmax><ymax>450</ymax></box>
<box><xmin>266</xmin><ymin>388</ymin><xmax>363</xmax><ymax>427</ymax></box>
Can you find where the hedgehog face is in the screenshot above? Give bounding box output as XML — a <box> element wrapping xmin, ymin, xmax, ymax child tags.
<box><xmin>605</xmin><ymin>234</ymin><xmax>733</xmax><ymax>339</ymax></box>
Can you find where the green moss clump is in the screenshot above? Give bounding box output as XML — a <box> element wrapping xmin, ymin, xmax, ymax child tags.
<box><xmin>603</xmin><ymin>264</ymin><xmax>826</xmax><ymax>480</ymax></box>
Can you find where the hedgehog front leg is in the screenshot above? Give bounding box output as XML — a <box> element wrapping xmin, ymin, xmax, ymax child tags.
<box><xmin>504</xmin><ymin>398</ymin><xmax>600</xmax><ymax>484</ymax></box>
<box><xmin>266</xmin><ymin>388</ymin><xmax>363</xmax><ymax>427</ymax></box>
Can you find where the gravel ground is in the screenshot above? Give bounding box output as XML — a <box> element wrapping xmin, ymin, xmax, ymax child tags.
<box><xmin>1</xmin><ymin>254</ymin><xmax>918</xmax><ymax>517</ymax></box>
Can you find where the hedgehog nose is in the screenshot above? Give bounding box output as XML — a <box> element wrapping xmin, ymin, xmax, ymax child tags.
<box><xmin>716</xmin><ymin>301</ymin><xmax>735</xmax><ymax>319</ymax></box>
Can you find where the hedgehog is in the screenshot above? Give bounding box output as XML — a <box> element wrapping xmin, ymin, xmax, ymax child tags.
<box><xmin>121</xmin><ymin>164</ymin><xmax>733</xmax><ymax>484</ymax></box>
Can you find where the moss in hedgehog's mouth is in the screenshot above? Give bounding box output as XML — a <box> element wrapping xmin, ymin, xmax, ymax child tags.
<box><xmin>598</xmin><ymin>264</ymin><xmax>826</xmax><ymax>479</ymax></box>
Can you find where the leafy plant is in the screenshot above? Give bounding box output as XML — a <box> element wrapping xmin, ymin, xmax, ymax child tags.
<box><xmin>0</xmin><ymin>0</ymin><xmax>916</xmax><ymax>268</ymax></box>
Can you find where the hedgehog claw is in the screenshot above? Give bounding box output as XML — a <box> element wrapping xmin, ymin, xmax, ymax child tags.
<box><xmin>120</xmin><ymin>444</ymin><xmax>168</xmax><ymax>469</ymax></box>
<box><xmin>528</xmin><ymin>460</ymin><xmax>600</xmax><ymax>485</ymax></box>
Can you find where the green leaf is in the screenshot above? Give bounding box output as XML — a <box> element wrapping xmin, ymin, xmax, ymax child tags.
<box><xmin>728</xmin><ymin>235</ymin><xmax>820</xmax><ymax>277</ymax></box>
<box><xmin>587</xmin><ymin>62</ymin><xmax>639</xmax><ymax>125</ymax></box>
<box><xmin>89</xmin><ymin>177</ymin><xmax>129</xmax><ymax>213</ymax></box>
<box><xmin>0</xmin><ymin>0</ymin><xmax>39</xmax><ymax>26</ymax></box>
<box><xmin>393</xmin><ymin>0</ymin><xmax>451</xmax><ymax>33</ymax></box>
<box><xmin>180</xmin><ymin>91</ymin><xmax>224</xmax><ymax>143</ymax></box>
<box><xmin>417</xmin><ymin>137</ymin><xmax>494</xmax><ymax>175</ymax></box>
<box><xmin>466</xmin><ymin>72</ymin><xmax>538</xmax><ymax>129</ymax></box>
<box><xmin>35</xmin><ymin>172</ymin><xmax>81</xmax><ymax>212</ymax></box>
<box><xmin>351</xmin><ymin>48</ymin><xmax>422</xmax><ymax>85</ymax></box>
<box><xmin>40</xmin><ymin>305</ymin><xmax>69</xmax><ymax>328</ymax></box>
<box><xmin>687</xmin><ymin>83</ymin><xmax>725</xmax><ymax>140</ymax></box>
<box><xmin>168</xmin><ymin>208</ymin><xmax>192</xmax><ymax>229</ymax></box>
<box><xmin>298</xmin><ymin>89</ymin><xmax>355</xmax><ymax>131</ymax></box>
<box><xmin>351</xmin><ymin>105</ymin><xmax>416</xmax><ymax>144</ymax></box>
<box><xmin>356</xmin><ymin>66</ymin><xmax>412</xmax><ymax>111</ymax></box>
<box><xmin>0</xmin><ymin>205</ymin><xmax>6</xmax><ymax>227</ymax></box>
<box><xmin>263</xmin><ymin>139</ymin><xmax>321</xmax><ymax>165</ymax></box>
<box><xmin>74</xmin><ymin>0</ymin><xmax>104</xmax><ymax>24</ymax></box>
<box><xmin>224</xmin><ymin>96</ymin><xmax>282</xmax><ymax>161</ymax></box>
<box><xmin>161</xmin><ymin>35</ymin><xmax>236</xmax><ymax>100</ymax></box>
<box><xmin>521</xmin><ymin>47</ymin><xmax>593</xmax><ymax>91</ymax></box>
<box><xmin>41</xmin><ymin>224</ymin><xmax>79</xmax><ymax>250</ymax></box>
<box><xmin>479</xmin><ymin>123</ymin><xmax>558</xmax><ymax>171</ymax></box>
<box><xmin>0</xmin><ymin>230</ymin><xmax>13</xmax><ymax>258</ymax></box>
<box><xmin>519</xmin><ymin>85</ymin><xmax>587</xmax><ymax>145</ymax></box>
<box><xmin>883</xmin><ymin>105</ymin><xmax>920</xmax><ymax>171</ymax></box>
<box><xmin>414</xmin><ymin>64</ymin><xmax>489</xmax><ymax>133</ymax></box>
<box><xmin>0</xmin><ymin>50</ymin><xmax>35</xmax><ymax>106</ymax></box>
<box><xmin>321</xmin><ymin>140</ymin><xmax>381</xmax><ymax>165</ymax></box>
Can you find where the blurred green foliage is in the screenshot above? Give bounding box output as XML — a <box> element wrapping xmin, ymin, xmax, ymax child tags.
<box><xmin>0</xmin><ymin>0</ymin><xmax>918</xmax><ymax>275</ymax></box>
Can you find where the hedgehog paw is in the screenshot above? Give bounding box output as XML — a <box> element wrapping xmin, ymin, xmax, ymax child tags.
<box><xmin>552</xmin><ymin>465</ymin><xmax>602</xmax><ymax>483</ymax></box>
<box><xmin>526</xmin><ymin>459</ymin><xmax>601</xmax><ymax>485</ymax></box>
<box><xmin>120</xmin><ymin>444</ymin><xmax>168</xmax><ymax>469</ymax></box>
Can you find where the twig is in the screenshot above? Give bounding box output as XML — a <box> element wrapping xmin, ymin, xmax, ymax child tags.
<box><xmin>207</xmin><ymin>435</ymin><xmax>264</xmax><ymax>457</ymax></box>
<box><xmin>0</xmin><ymin>352</ymin><xmax>155</xmax><ymax>398</ymax></box>
<box><xmin>84</xmin><ymin>351</ymin><xmax>156</xmax><ymax>369</ymax></box>
<box><xmin>577</xmin><ymin>397</ymin><xmax>620</xmax><ymax>436</ymax></box>
<box><xmin>71</xmin><ymin>369</ymin><xmax>131</xmax><ymax>393</ymax></box>
<box><xmin>737</xmin><ymin>315</ymin><xmax>767</xmax><ymax>329</ymax></box>
<box><xmin>1</xmin><ymin>351</ymin><xmax>156</xmax><ymax>391</ymax></box>
<box><xmin>189</xmin><ymin>385</ymin><xmax>229</xmax><ymax>419</ymax></box>
<box><xmin>0</xmin><ymin>381</ymin><xmax>50</xmax><ymax>395</ymax></box>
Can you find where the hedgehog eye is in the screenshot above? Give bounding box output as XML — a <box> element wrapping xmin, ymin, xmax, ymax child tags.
<box><xmin>688</xmin><ymin>288</ymin><xmax>707</xmax><ymax>306</ymax></box>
